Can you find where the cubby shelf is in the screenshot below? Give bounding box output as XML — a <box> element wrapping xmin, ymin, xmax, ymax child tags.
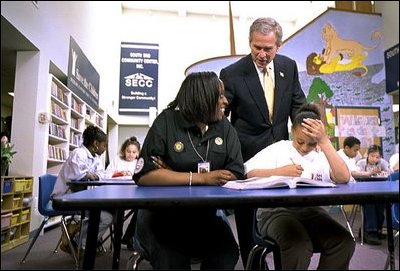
<box><xmin>1</xmin><ymin>176</ymin><xmax>33</xmax><ymax>252</ymax></box>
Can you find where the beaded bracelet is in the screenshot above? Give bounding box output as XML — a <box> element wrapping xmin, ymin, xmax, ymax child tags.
<box><xmin>189</xmin><ymin>171</ymin><xmax>193</xmax><ymax>186</ymax></box>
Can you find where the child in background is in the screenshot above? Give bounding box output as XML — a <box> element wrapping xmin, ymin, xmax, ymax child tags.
<box><xmin>107</xmin><ymin>136</ymin><xmax>140</xmax><ymax>178</ymax></box>
<box><xmin>106</xmin><ymin>136</ymin><xmax>141</xmax><ymax>250</ymax></box>
<box><xmin>337</xmin><ymin>136</ymin><xmax>361</xmax><ymax>179</ymax></box>
<box><xmin>356</xmin><ymin>144</ymin><xmax>390</xmax><ymax>177</ymax></box>
<box><xmin>50</xmin><ymin>125</ymin><xmax>114</xmax><ymax>252</ymax></box>
<box><xmin>356</xmin><ymin>144</ymin><xmax>391</xmax><ymax>245</ymax></box>
<box><xmin>389</xmin><ymin>144</ymin><xmax>399</xmax><ymax>171</ymax></box>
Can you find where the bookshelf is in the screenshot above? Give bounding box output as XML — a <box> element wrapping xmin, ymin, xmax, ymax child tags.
<box><xmin>47</xmin><ymin>74</ymin><xmax>105</xmax><ymax>174</ymax></box>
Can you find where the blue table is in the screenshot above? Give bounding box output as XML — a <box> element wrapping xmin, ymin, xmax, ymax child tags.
<box><xmin>66</xmin><ymin>179</ymin><xmax>136</xmax><ymax>268</ymax></box>
<box><xmin>53</xmin><ymin>181</ymin><xmax>399</xmax><ymax>270</ymax></box>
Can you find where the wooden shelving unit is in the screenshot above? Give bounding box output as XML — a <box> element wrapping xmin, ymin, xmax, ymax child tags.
<box><xmin>1</xmin><ymin>176</ymin><xmax>33</xmax><ymax>252</ymax></box>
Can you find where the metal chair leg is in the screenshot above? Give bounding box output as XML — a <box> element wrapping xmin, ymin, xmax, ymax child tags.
<box><xmin>21</xmin><ymin>217</ymin><xmax>49</xmax><ymax>263</ymax></box>
<box><xmin>340</xmin><ymin>205</ymin><xmax>355</xmax><ymax>240</ymax></box>
<box><xmin>127</xmin><ymin>251</ymin><xmax>144</xmax><ymax>270</ymax></box>
<box><xmin>360</xmin><ymin>206</ymin><xmax>364</xmax><ymax>245</ymax></box>
<box><xmin>53</xmin><ymin>235</ymin><xmax>62</xmax><ymax>254</ymax></box>
<box><xmin>60</xmin><ymin>216</ymin><xmax>79</xmax><ymax>268</ymax></box>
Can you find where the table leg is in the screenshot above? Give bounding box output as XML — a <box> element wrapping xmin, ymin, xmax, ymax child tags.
<box><xmin>83</xmin><ymin>210</ymin><xmax>100</xmax><ymax>270</ymax></box>
<box><xmin>112</xmin><ymin>210</ymin><xmax>124</xmax><ymax>269</ymax></box>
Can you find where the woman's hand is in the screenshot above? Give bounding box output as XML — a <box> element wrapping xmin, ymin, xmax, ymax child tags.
<box><xmin>151</xmin><ymin>156</ymin><xmax>171</xmax><ymax>170</ymax></box>
<box><xmin>200</xmin><ymin>170</ymin><xmax>236</xmax><ymax>186</ymax></box>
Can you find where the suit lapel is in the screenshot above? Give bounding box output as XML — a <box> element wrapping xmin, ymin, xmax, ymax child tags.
<box><xmin>272</xmin><ymin>56</ymin><xmax>285</xmax><ymax>124</ymax></box>
<box><xmin>242</xmin><ymin>55</ymin><xmax>269</xmax><ymax>124</ymax></box>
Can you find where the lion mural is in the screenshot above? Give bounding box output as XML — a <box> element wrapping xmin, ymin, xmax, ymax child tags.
<box><xmin>321</xmin><ymin>23</ymin><xmax>382</xmax><ymax>65</ymax></box>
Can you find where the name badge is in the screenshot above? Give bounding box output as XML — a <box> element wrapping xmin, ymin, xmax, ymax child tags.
<box><xmin>198</xmin><ymin>161</ymin><xmax>210</xmax><ymax>173</ymax></box>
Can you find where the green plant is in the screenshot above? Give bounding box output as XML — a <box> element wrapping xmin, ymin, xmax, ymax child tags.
<box><xmin>1</xmin><ymin>136</ymin><xmax>17</xmax><ymax>165</ymax></box>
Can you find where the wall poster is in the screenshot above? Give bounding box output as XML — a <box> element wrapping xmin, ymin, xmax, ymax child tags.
<box><xmin>119</xmin><ymin>42</ymin><xmax>159</xmax><ymax>115</ymax></box>
<box><xmin>384</xmin><ymin>43</ymin><xmax>399</xmax><ymax>94</ymax></box>
<box><xmin>335</xmin><ymin>106</ymin><xmax>383</xmax><ymax>156</ymax></box>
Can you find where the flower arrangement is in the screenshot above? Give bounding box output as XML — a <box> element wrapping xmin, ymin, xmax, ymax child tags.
<box><xmin>1</xmin><ymin>136</ymin><xmax>17</xmax><ymax>165</ymax></box>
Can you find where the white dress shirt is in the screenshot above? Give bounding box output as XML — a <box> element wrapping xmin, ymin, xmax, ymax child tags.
<box><xmin>51</xmin><ymin>145</ymin><xmax>106</xmax><ymax>197</ymax></box>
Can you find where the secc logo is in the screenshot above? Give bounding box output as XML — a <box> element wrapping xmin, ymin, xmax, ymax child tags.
<box><xmin>125</xmin><ymin>73</ymin><xmax>154</xmax><ymax>88</ymax></box>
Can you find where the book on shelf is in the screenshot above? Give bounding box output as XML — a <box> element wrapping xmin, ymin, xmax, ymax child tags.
<box><xmin>223</xmin><ymin>175</ymin><xmax>336</xmax><ymax>190</ymax></box>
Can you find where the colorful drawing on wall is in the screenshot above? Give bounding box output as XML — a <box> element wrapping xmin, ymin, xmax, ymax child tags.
<box><xmin>306</xmin><ymin>22</ymin><xmax>382</xmax><ymax>77</ymax></box>
<box><xmin>307</xmin><ymin>50</ymin><xmax>368</xmax><ymax>76</ymax></box>
<box><xmin>279</xmin><ymin>8</ymin><xmax>395</xmax><ymax>159</ymax></box>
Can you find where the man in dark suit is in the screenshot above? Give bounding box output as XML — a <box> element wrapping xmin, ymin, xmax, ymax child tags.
<box><xmin>220</xmin><ymin>17</ymin><xmax>306</xmax><ymax>267</ymax></box>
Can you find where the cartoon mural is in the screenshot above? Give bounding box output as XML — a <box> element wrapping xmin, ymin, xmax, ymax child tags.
<box><xmin>307</xmin><ymin>51</ymin><xmax>368</xmax><ymax>76</ymax></box>
<box><xmin>280</xmin><ymin>9</ymin><xmax>395</xmax><ymax>159</ymax></box>
<box><xmin>321</xmin><ymin>23</ymin><xmax>382</xmax><ymax>66</ymax></box>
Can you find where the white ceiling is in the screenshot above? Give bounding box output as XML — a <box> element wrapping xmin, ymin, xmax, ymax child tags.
<box><xmin>122</xmin><ymin>1</ymin><xmax>336</xmax><ymax>23</ymax></box>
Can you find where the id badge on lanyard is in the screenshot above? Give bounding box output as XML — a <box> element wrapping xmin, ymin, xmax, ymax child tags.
<box><xmin>198</xmin><ymin>161</ymin><xmax>210</xmax><ymax>173</ymax></box>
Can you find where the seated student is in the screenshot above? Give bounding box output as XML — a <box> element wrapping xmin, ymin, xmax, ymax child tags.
<box><xmin>107</xmin><ymin>136</ymin><xmax>140</xmax><ymax>177</ymax></box>
<box><xmin>356</xmin><ymin>144</ymin><xmax>391</xmax><ymax>245</ymax></box>
<box><xmin>389</xmin><ymin>153</ymin><xmax>399</xmax><ymax>171</ymax></box>
<box><xmin>389</xmin><ymin>144</ymin><xmax>399</xmax><ymax>171</ymax></box>
<box><xmin>50</xmin><ymin>125</ymin><xmax>114</xmax><ymax>252</ymax></box>
<box><xmin>245</xmin><ymin>103</ymin><xmax>355</xmax><ymax>270</ymax></box>
<box><xmin>106</xmin><ymin>136</ymin><xmax>141</xmax><ymax>250</ymax></box>
<box><xmin>337</xmin><ymin>136</ymin><xmax>363</xmax><ymax>179</ymax></box>
<box><xmin>133</xmin><ymin>71</ymin><xmax>244</xmax><ymax>269</ymax></box>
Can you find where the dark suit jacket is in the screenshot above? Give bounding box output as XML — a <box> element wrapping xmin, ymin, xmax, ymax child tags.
<box><xmin>220</xmin><ymin>54</ymin><xmax>306</xmax><ymax>162</ymax></box>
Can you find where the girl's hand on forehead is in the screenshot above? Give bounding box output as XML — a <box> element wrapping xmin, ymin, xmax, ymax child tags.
<box><xmin>301</xmin><ymin>118</ymin><xmax>327</xmax><ymax>143</ymax></box>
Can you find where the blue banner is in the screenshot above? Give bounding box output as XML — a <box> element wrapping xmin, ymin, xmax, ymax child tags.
<box><xmin>119</xmin><ymin>42</ymin><xmax>159</xmax><ymax>115</ymax></box>
<box><xmin>384</xmin><ymin>44</ymin><xmax>399</xmax><ymax>94</ymax></box>
<box><xmin>67</xmin><ymin>36</ymin><xmax>100</xmax><ymax>110</ymax></box>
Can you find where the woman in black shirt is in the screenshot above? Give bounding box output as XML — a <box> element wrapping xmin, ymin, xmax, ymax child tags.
<box><xmin>133</xmin><ymin>71</ymin><xmax>244</xmax><ymax>269</ymax></box>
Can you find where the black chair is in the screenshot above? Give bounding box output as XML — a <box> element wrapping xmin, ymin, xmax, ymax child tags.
<box><xmin>127</xmin><ymin>244</ymin><xmax>146</xmax><ymax>270</ymax></box>
<box><xmin>246</xmin><ymin>209</ymin><xmax>323</xmax><ymax>270</ymax></box>
<box><xmin>246</xmin><ymin>209</ymin><xmax>282</xmax><ymax>270</ymax></box>
<box><xmin>20</xmin><ymin>174</ymin><xmax>81</xmax><ymax>268</ymax></box>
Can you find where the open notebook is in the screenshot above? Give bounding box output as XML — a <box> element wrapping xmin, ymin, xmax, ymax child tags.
<box><xmin>223</xmin><ymin>176</ymin><xmax>336</xmax><ymax>190</ymax></box>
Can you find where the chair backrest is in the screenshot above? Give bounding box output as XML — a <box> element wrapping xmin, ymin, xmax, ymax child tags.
<box><xmin>388</xmin><ymin>170</ymin><xmax>399</xmax><ymax>182</ymax></box>
<box><xmin>38</xmin><ymin>174</ymin><xmax>58</xmax><ymax>217</ymax></box>
<box><xmin>252</xmin><ymin>209</ymin><xmax>277</xmax><ymax>246</ymax></box>
<box><xmin>388</xmin><ymin>170</ymin><xmax>399</xmax><ymax>229</ymax></box>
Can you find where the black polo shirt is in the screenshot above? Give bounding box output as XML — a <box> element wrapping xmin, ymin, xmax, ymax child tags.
<box><xmin>133</xmin><ymin>108</ymin><xmax>244</xmax><ymax>183</ymax></box>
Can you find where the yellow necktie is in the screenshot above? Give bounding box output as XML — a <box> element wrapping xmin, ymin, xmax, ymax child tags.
<box><xmin>264</xmin><ymin>68</ymin><xmax>274</xmax><ymax>122</ymax></box>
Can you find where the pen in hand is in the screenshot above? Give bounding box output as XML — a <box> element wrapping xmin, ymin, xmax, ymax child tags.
<box><xmin>289</xmin><ymin>157</ymin><xmax>304</xmax><ymax>176</ymax></box>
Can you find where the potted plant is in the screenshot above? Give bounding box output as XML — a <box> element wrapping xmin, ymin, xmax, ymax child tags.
<box><xmin>1</xmin><ymin>136</ymin><xmax>17</xmax><ymax>176</ymax></box>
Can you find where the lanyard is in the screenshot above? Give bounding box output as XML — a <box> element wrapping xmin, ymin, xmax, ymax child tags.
<box><xmin>187</xmin><ymin>130</ymin><xmax>210</xmax><ymax>162</ymax></box>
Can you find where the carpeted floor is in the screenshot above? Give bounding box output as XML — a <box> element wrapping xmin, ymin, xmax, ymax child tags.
<box><xmin>1</xmin><ymin>206</ymin><xmax>398</xmax><ymax>270</ymax></box>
